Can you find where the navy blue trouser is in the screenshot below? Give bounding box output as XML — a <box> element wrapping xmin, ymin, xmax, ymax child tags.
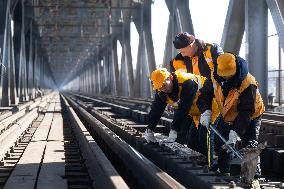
<box><xmin>176</xmin><ymin>116</ymin><xmax>192</xmax><ymax>144</ymax></box>
<box><xmin>215</xmin><ymin>116</ymin><xmax>261</xmax><ymax>174</ymax></box>
<box><xmin>187</xmin><ymin>117</ymin><xmax>219</xmax><ymax>167</ymax></box>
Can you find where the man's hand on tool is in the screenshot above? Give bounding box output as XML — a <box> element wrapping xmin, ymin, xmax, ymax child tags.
<box><xmin>200</xmin><ymin>110</ymin><xmax>212</xmax><ymax>128</ymax></box>
<box><xmin>222</xmin><ymin>130</ymin><xmax>241</xmax><ymax>152</ymax></box>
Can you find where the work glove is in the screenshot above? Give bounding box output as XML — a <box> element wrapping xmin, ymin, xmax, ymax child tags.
<box><xmin>164</xmin><ymin>129</ymin><xmax>177</xmax><ymax>143</ymax></box>
<box><xmin>144</xmin><ymin>129</ymin><xmax>157</xmax><ymax>143</ymax></box>
<box><xmin>200</xmin><ymin>110</ymin><xmax>212</xmax><ymax>129</ymax></box>
<box><xmin>222</xmin><ymin>130</ymin><xmax>241</xmax><ymax>152</ymax></box>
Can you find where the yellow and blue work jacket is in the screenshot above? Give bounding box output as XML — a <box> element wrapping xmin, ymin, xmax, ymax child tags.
<box><xmin>170</xmin><ymin>43</ymin><xmax>223</xmax><ymax>77</ymax></box>
<box><xmin>212</xmin><ymin>73</ymin><xmax>265</xmax><ymax>124</ymax></box>
<box><xmin>197</xmin><ymin>54</ymin><xmax>265</xmax><ymax>136</ymax></box>
<box><xmin>164</xmin><ymin>71</ymin><xmax>219</xmax><ymax>128</ymax></box>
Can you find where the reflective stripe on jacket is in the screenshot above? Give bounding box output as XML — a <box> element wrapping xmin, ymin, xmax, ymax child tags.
<box><xmin>170</xmin><ymin>43</ymin><xmax>220</xmax><ymax>76</ymax></box>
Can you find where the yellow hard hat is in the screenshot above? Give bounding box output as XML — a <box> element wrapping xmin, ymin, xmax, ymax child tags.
<box><xmin>217</xmin><ymin>53</ymin><xmax>237</xmax><ymax>77</ymax></box>
<box><xmin>150</xmin><ymin>68</ymin><xmax>170</xmax><ymax>90</ymax></box>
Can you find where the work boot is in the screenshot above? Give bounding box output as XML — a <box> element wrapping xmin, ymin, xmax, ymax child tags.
<box><xmin>144</xmin><ymin>129</ymin><xmax>157</xmax><ymax>143</ymax></box>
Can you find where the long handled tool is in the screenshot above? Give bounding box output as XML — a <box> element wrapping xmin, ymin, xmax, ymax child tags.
<box><xmin>209</xmin><ymin>125</ymin><xmax>244</xmax><ymax>160</ymax></box>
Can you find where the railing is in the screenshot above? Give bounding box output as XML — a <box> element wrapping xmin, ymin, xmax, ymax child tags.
<box><xmin>268</xmin><ymin>70</ymin><xmax>284</xmax><ymax>106</ymax></box>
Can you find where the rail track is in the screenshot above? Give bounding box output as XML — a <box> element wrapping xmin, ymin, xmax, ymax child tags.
<box><xmin>0</xmin><ymin>93</ymin><xmax>127</xmax><ymax>189</ymax></box>
<box><xmin>1</xmin><ymin>92</ymin><xmax>284</xmax><ymax>188</ymax></box>
<box><xmin>65</xmin><ymin>93</ymin><xmax>284</xmax><ymax>189</ymax></box>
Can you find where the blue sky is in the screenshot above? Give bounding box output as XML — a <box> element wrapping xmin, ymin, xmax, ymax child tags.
<box><xmin>117</xmin><ymin>0</ymin><xmax>280</xmax><ymax>72</ymax></box>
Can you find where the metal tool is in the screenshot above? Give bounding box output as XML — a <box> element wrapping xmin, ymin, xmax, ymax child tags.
<box><xmin>209</xmin><ymin>125</ymin><xmax>244</xmax><ymax>160</ymax></box>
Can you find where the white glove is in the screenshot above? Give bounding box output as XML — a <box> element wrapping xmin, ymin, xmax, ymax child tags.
<box><xmin>200</xmin><ymin>110</ymin><xmax>212</xmax><ymax>128</ymax></box>
<box><xmin>227</xmin><ymin>130</ymin><xmax>241</xmax><ymax>145</ymax></box>
<box><xmin>222</xmin><ymin>130</ymin><xmax>241</xmax><ymax>152</ymax></box>
<box><xmin>164</xmin><ymin>129</ymin><xmax>177</xmax><ymax>143</ymax></box>
<box><xmin>144</xmin><ymin>129</ymin><xmax>157</xmax><ymax>143</ymax></box>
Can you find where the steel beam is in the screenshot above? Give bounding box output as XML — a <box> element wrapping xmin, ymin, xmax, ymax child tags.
<box><xmin>118</xmin><ymin>22</ymin><xmax>133</xmax><ymax>97</ymax></box>
<box><xmin>221</xmin><ymin>0</ymin><xmax>245</xmax><ymax>54</ymax></box>
<box><xmin>9</xmin><ymin>21</ymin><xmax>18</xmax><ymax>105</ymax></box>
<box><xmin>34</xmin><ymin>42</ymin><xmax>40</xmax><ymax>90</ymax></box>
<box><xmin>163</xmin><ymin>0</ymin><xmax>194</xmax><ymax>68</ymax></box>
<box><xmin>1</xmin><ymin>0</ymin><xmax>11</xmax><ymax>106</ymax></box>
<box><xmin>102</xmin><ymin>54</ymin><xmax>109</xmax><ymax>93</ymax></box>
<box><xmin>143</xmin><ymin>0</ymin><xmax>156</xmax><ymax>74</ymax></box>
<box><xmin>132</xmin><ymin>0</ymin><xmax>154</xmax><ymax>98</ymax></box>
<box><xmin>19</xmin><ymin>0</ymin><xmax>28</xmax><ymax>102</ymax></box>
<box><xmin>95</xmin><ymin>57</ymin><xmax>101</xmax><ymax>94</ymax></box>
<box><xmin>0</xmin><ymin>0</ymin><xmax>8</xmax><ymax>50</ymax></box>
<box><xmin>110</xmin><ymin>38</ymin><xmax>119</xmax><ymax>95</ymax></box>
<box><xmin>163</xmin><ymin>16</ymin><xmax>176</xmax><ymax>69</ymax></box>
<box><xmin>245</xmin><ymin>0</ymin><xmax>268</xmax><ymax>105</ymax></box>
<box><xmin>266</xmin><ymin>0</ymin><xmax>284</xmax><ymax>50</ymax></box>
<box><xmin>163</xmin><ymin>0</ymin><xmax>177</xmax><ymax>69</ymax></box>
<box><xmin>28</xmin><ymin>22</ymin><xmax>35</xmax><ymax>100</ymax></box>
<box><xmin>118</xmin><ymin>40</ymin><xmax>130</xmax><ymax>96</ymax></box>
<box><xmin>90</xmin><ymin>63</ymin><xmax>95</xmax><ymax>95</ymax></box>
<box><xmin>176</xmin><ymin>0</ymin><xmax>194</xmax><ymax>33</ymax></box>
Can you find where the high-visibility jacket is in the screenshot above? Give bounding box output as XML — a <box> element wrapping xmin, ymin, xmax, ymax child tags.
<box><xmin>170</xmin><ymin>43</ymin><xmax>222</xmax><ymax>77</ymax></box>
<box><xmin>166</xmin><ymin>71</ymin><xmax>219</xmax><ymax>128</ymax></box>
<box><xmin>212</xmin><ymin>73</ymin><xmax>265</xmax><ymax>124</ymax></box>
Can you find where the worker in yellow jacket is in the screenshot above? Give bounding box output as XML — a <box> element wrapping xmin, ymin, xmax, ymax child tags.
<box><xmin>170</xmin><ymin>32</ymin><xmax>223</xmax><ymax>163</ymax></box>
<box><xmin>197</xmin><ymin>53</ymin><xmax>265</xmax><ymax>175</ymax></box>
<box><xmin>171</xmin><ymin>32</ymin><xmax>223</xmax><ymax>76</ymax></box>
<box><xmin>145</xmin><ymin>68</ymin><xmax>219</xmax><ymax>166</ymax></box>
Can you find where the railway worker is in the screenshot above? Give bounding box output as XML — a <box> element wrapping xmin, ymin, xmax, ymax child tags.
<box><xmin>197</xmin><ymin>52</ymin><xmax>265</xmax><ymax>175</ymax></box>
<box><xmin>170</xmin><ymin>32</ymin><xmax>223</xmax><ymax>76</ymax></box>
<box><xmin>144</xmin><ymin>68</ymin><xmax>219</xmax><ymax>166</ymax></box>
<box><xmin>170</xmin><ymin>32</ymin><xmax>223</xmax><ymax>162</ymax></box>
